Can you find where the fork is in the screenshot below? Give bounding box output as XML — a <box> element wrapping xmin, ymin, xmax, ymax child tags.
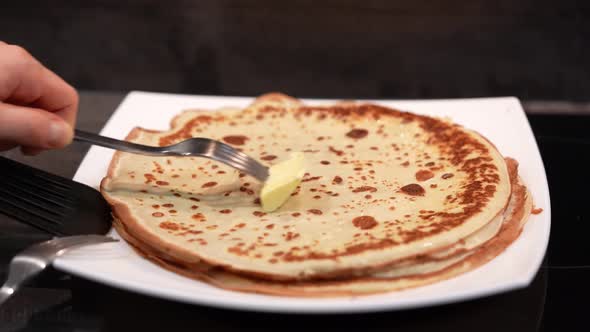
<box><xmin>0</xmin><ymin>235</ymin><xmax>117</xmax><ymax>307</ymax></box>
<box><xmin>74</xmin><ymin>129</ymin><xmax>270</xmax><ymax>182</ymax></box>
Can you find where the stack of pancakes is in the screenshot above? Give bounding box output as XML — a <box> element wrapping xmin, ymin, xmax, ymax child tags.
<box><xmin>101</xmin><ymin>94</ymin><xmax>531</xmax><ymax>296</ymax></box>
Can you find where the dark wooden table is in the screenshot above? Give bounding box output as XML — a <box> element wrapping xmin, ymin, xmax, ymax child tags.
<box><xmin>0</xmin><ymin>91</ymin><xmax>588</xmax><ymax>331</ymax></box>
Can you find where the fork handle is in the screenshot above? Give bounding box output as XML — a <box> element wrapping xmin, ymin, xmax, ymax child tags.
<box><xmin>74</xmin><ymin>130</ymin><xmax>165</xmax><ymax>156</ymax></box>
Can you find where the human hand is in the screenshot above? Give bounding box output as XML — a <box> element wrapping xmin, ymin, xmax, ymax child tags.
<box><xmin>0</xmin><ymin>41</ymin><xmax>78</xmax><ymax>155</ymax></box>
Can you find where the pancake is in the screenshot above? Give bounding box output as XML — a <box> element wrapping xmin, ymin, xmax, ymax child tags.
<box><xmin>101</xmin><ymin>93</ymin><xmax>517</xmax><ymax>283</ymax></box>
<box><xmin>113</xmin><ymin>172</ymin><xmax>531</xmax><ymax>296</ymax></box>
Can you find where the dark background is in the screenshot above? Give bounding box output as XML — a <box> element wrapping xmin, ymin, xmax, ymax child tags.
<box><xmin>1</xmin><ymin>0</ymin><xmax>589</xmax><ymax>100</ymax></box>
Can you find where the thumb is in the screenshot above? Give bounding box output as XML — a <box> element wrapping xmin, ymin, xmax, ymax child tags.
<box><xmin>0</xmin><ymin>102</ymin><xmax>73</xmax><ymax>150</ymax></box>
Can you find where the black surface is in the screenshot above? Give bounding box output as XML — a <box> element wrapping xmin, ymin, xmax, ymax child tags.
<box><xmin>0</xmin><ymin>112</ymin><xmax>588</xmax><ymax>331</ymax></box>
<box><xmin>1</xmin><ymin>1</ymin><xmax>590</xmax><ymax>101</ymax></box>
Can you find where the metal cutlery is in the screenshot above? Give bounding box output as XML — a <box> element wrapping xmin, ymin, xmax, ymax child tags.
<box><xmin>74</xmin><ymin>129</ymin><xmax>269</xmax><ymax>182</ymax></box>
<box><xmin>0</xmin><ymin>235</ymin><xmax>117</xmax><ymax>307</ymax></box>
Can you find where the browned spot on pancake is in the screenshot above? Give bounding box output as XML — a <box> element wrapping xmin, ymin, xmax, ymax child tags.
<box><xmin>191</xmin><ymin>205</ymin><xmax>199</xmax><ymax>210</ymax></box>
<box><xmin>352</xmin><ymin>186</ymin><xmax>377</xmax><ymax>193</ymax></box>
<box><xmin>202</xmin><ymin>181</ymin><xmax>217</xmax><ymax>188</ymax></box>
<box><xmin>430</xmin><ymin>184</ymin><xmax>438</xmax><ymax>188</ymax></box>
<box><xmin>265</xmin><ymin>224</ymin><xmax>275</xmax><ymax>230</ymax></box>
<box><xmin>155</xmin><ymin>180</ymin><xmax>169</xmax><ymax>186</ymax></box>
<box><xmin>332</xmin><ymin>176</ymin><xmax>343</xmax><ymax>184</ymax></box>
<box><xmin>254</xmin><ymin>198</ymin><xmax>261</xmax><ymax>204</ymax></box>
<box><xmin>162</xmin><ymin>203</ymin><xmax>174</xmax><ymax>208</ymax></box>
<box><xmin>364</xmin><ymin>194</ymin><xmax>372</xmax><ymax>199</ymax></box>
<box><xmin>329</xmin><ymin>146</ymin><xmax>344</xmax><ymax>156</ymax></box>
<box><xmin>169</xmin><ymin>210</ymin><xmax>177</xmax><ymax>214</ymax></box>
<box><xmin>425</xmin><ymin>162</ymin><xmax>435</xmax><ymax>167</ymax></box>
<box><xmin>320</xmin><ymin>160</ymin><xmax>331</xmax><ymax>165</ymax></box>
<box><xmin>401</xmin><ymin>161</ymin><xmax>410</xmax><ymax>167</ymax></box>
<box><xmin>531</xmin><ymin>207</ymin><xmax>543</xmax><ymax>215</ymax></box>
<box><xmin>253</xmin><ymin>211</ymin><xmax>266</xmax><ymax>217</ymax></box>
<box><xmin>222</xmin><ymin>135</ymin><xmax>248</xmax><ymax>145</ymax></box>
<box><xmin>152</xmin><ymin>204</ymin><xmax>160</xmax><ymax>209</ymax></box>
<box><xmin>228</xmin><ymin>246</ymin><xmax>250</xmax><ymax>256</ymax></box>
<box><xmin>415</xmin><ymin>170</ymin><xmax>434</xmax><ymax>182</ymax></box>
<box><xmin>400</xmin><ymin>184</ymin><xmax>425</xmax><ymax>196</ymax></box>
<box><xmin>152</xmin><ymin>212</ymin><xmax>164</xmax><ymax>217</ymax></box>
<box><xmin>346</xmin><ymin>128</ymin><xmax>368</xmax><ymax>139</ymax></box>
<box><xmin>173</xmin><ymin>193</ymin><xmax>181</xmax><ymax>197</ymax></box>
<box><xmin>191</xmin><ymin>213</ymin><xmax>206</xmax><ymax>221</ymax></box>
<box><xmin>313</xmin><ymin>195</ymin><xmax>321</xmax><ymax>199</ymax></box>
<box><xmin>219</xmin><ymin>209</ymin><xmax>232</xmax><ymax>214</ymax></box>
<box><xmin>239</xmin><ymin>186</ymin><xmax>255</xmax><ymax>195</ymax></box>
<box><xmin>261</xmin><ymin>155</ymin><xmax>277</xmax><ymax>161</ymax></box>
<box><xmin>308</xmin><ymin>209</ymin><xmax>323</xmax><ymax>215</ymax></box>
<box><xmin>292</xmin><ymin>212</ymin><xmax>301</xmax><ymax>217</ymax></box>
<box><xmin>442</xmin><ymin>173</ymin><xmax>454</xmax><ymax>179</ymax></box>
<box><xmin>144</xmin><ymin>173</ymin><xmax>156</xmax><ymax>184</ymax></box>
<box><xmin>352</xmin><ymin>216</ymin><xmax>378</xmax><ymax>230</ymax></box>
<box><xmin>189</xmin><ymin>197</ymin><xmax>200</xmax><ymax>202</ymax></box>
<box><xmin>284</xmin><ymin>232</ymin><xmax>300</xmax><ymax>241</ymax></box>
<box><xmin>159</xmin><ymin>221</ymin><xmax>179</xmax><ymax>231</ymax></box>
<box><xmin>152</xmin><ymin>162</ymin><xmax>164</xmax><ymax>174</ymax></box>
<box><xmin>302</xmin><ymin>176</ymin><xmax>322</xmax><ymax>182</ymax></box>
<box><xmin>158</xmin><ymin>115</ymin><xmax>219</xmax><ymax>146</ymax></box>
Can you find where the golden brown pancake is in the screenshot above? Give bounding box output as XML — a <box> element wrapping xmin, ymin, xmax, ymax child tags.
<box><xmin>101</xmin><ymin>93</ymin><xmax>528</xmax><ymax>291</ymax></box>
<box><xmin>112</xmin><ymin>167</ymin><xmax>530</xmax><ymax>297</ymax></box>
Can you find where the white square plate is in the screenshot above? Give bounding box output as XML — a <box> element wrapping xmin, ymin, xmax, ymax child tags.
<box><xmin>54</xmin><ymin>91</ymin><xmax>550</xmax><ymax>314</ymax></box>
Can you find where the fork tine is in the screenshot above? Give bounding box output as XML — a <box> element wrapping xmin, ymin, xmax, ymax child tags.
<box><xmin>216</xmin><ymin>145</ymin><xmax>257</xmax><ymax>166</ymax></box>
<box><xmin>213</xmin><ymin>147</ymin><xmax>269</xmax><ymax>180</ymax></box>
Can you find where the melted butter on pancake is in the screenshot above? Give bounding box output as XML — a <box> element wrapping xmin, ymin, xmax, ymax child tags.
<box><xmin>260</xmin><ymin>152</ymin><xmax>306</xmax><ymax>212</ymax></box>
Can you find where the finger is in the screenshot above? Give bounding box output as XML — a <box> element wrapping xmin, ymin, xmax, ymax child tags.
<box><xmin>0</xmin><ymin>141</ymin><xmax>16</xmax><ymax>151</ymax></box>
<box><xmin>21</xmin><ymin>146</ymin><xmax>44</xmax><ymax>156</ymax></box>
<box><xmin>0</xmin><ymin>102</ymin><xmax>73</xmax><ymax>149</ymax></box>
<box><xmin>0</xmin><ymin>44</ymin><xmax>79</xmax><ymax>128</ymax></box>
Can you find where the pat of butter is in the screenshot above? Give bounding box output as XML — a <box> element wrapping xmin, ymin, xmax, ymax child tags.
<box><xmin>260</xmin><ymin>152</ymin><xmax>305</xmax><ymax>212</ymax></box>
